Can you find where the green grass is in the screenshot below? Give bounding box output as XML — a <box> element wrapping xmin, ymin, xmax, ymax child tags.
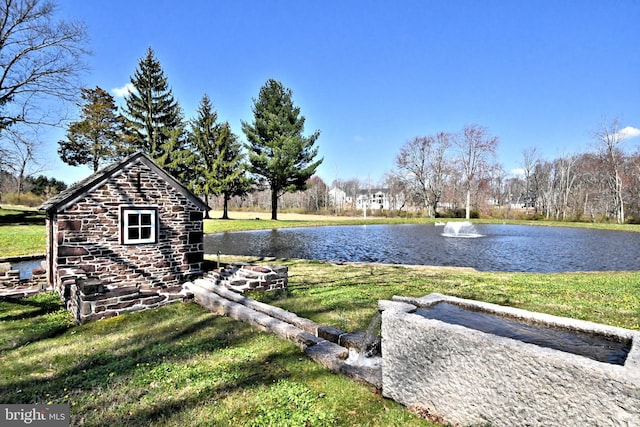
<box><xmin>0</xmin><ymin>296</ymin><xmax>436</xmax><ymax>426</ymax></box>
<box><xmin>203</xmin><ymin>216</ymin><xmax>432</xmax><ymax>234</ymax></box>
<box><xmin>0</xmin><ymin>206</ymin><xmax>46</xmax><ymax>257</ymax></box>
<box><xmin>3</xmin><ymin>206</ymin><xmax>640</xmax><ymax>425</ymax></box>
<box><xmin>0</xmin><ymin>225</ymin><xmax>46</xmax><ymax>257</ymax></box>
<box><xmin>2</xmin><ymin>262</ymin><xmax>639</xmax><ymax>426</ymax></box>
<box><xmin>243</xmin><ymin>259</ymin><xmax>640</xmax><ymax>331</ymax></box>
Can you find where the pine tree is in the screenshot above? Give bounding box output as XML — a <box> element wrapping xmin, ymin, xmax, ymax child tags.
<box><xmin>190</xmin><ymin>94</ymin><xmax>251</xmax><ymax>219</ymax></box>
<box><xmin>122</xmin><ymin>47</ymin><xmax>189</xmax><ymax>177</ymax></box>
<box><xmin>57</xmin><ymin>86</ymin><xmax>124</xmax><ymax>172</ymax></box>
<box><xmin>241</xmin><ymin>79</ymin><xmax>322</xmax><ymax>220</ymax></box>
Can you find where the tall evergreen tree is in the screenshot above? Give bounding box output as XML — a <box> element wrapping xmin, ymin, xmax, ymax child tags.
<box><xmin>122</xmin><ymin>47</ymin><xmax>189</xmax><ymax>177</ymax></box>
<box><xmin>241</xmin><ymin>79</ymin><xmax>322</xmax><ymax>220</ymax></box>
<box><xmin>190</xmin><ymin>94</ymin><xmax>250</xmax><ymax>219</ymax></box>
<box><xmin>57</xmin><ymin>86</ymin><xmax>124</xmax><ymax>172</ymax></box>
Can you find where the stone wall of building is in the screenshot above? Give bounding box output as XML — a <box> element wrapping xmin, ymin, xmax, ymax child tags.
<box><xmin>59</xmin><ymin>268</ymin><xmax>193</xmax><ymax>323</ymax></box>
<box><xmin>50</xmin><ymin>162</ymin><xmax>204</xmax><ymax>297</ymax></box>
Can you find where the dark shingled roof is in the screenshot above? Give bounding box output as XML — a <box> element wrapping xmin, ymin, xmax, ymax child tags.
<box><xmin>40</xmin><ymin>152</ymin><xmax>209</xmax><ymax>213</ymax></box>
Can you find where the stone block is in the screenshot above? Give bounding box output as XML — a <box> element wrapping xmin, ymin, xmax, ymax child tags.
<box><xmin>317</xmin><ymin>325</ymin><xmax>345</xmax><ymax>343</ymax></box>
<box><xmin>381</xmin><ymin>294</ymin><xmax>640</xmax><ymax>427</ymax></box>
<box><xmin>58</xmin><ymin>246</ymin><xmax>89</xmax><ymax>256</ymax></box>
<box><xmin>58</xmin><ymin>220</ymin><xmax>82</xmax><ymax>231</ymax></box>
<box><xmin>77</xmin><ymin>278</ymin><xmax>104</xmax><ymax>294</ymax></box>
<box><xmin>188</xmin><ymin>232</ymin><xmax>203</xmax><ymax>244</ymax></box>
<box><xmin>107</xmin><ymin>300</ymin><xmax>139</xmax><ymax>310</ymax></box>
<box><xmin>186</xmin><ymin>251</ymin><xmax>204</xmax><ymax>264</ymax></box>
<box><xmin>80</xmin><ymin>301</ymin><xmax>93</xmax><ymax>316</ymax></box>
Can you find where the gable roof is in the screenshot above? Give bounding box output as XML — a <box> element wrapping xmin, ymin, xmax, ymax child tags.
<box><xmin>40</xmin><ymin>152</ymin><xmax>210</xmax><ymax>213</ymax></box>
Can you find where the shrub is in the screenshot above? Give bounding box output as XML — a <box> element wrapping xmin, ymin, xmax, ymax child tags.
<box><xmin>1</xmin><ymin>192</ymin><xmax>45</xmax><ymax>208</ymax></box>
<box><xmin>439</xmin><ymin>208</ymin><xmax>479</xmax><ymax>219</ymax></box>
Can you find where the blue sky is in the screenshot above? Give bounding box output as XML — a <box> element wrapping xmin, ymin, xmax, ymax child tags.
<box><xmin>45</xmin><ymin>0</ymin><xmax>640</xmax><ymax>185</ymax></box>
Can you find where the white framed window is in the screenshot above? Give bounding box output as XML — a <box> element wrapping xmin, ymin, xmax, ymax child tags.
<box><xmin>121</xmin><ymin>207</ymin><xmax>158</xmax><ymax>244</ymax></box>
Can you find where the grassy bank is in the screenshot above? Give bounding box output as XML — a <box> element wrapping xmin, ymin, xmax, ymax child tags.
<box><xmin>2</xmin><ymin>206</ymin><xmax>640</xmax><ymax>425</ymax></box>
<box><xmin>1</xmin><ymin>259</ymin><xmax>639</xmax><ymax>426</ymax></box>
<box><xmin>202</xmin><ymin>211</ymin><xmax>433</xmax><ymax>234</ymax></box>
<box><xmin>240</xmin><ymin>257</ymin><xmax>640</xmax><ymax>331</ymax></box>
<box><xmin>0</xmin><ymin>293</ymin><xmax>435</xmax><ymax>426</ymax></box>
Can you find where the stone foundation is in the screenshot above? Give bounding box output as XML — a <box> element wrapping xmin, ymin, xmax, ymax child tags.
<box><xmin>55</xmin><ymin>263</ymin><xmax>286</xmax><ymax>324</ymax></box>
<box><xmin>202</xmin><ymin>263</ymin><xmax>288</xmax><ymax>292</ymax></box>
<box><xmin>60</xmin><ymin>268</ymin><xmax>194</xmax><ymax>324</ymax></box>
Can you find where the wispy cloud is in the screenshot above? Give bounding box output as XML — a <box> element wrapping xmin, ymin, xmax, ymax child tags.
<box><xmin>353</xmin><ymin>135</ymin><xmax>364</xmax><ymax>142</ymax></box>
<box><xmin>112</xmin><ymin>83</ymin><xmax>134</xmax><ymax>98</ymax></box>
<box><xmin>619</xmin><ymin>126</ymin><xmax>640</xmax><ymax>139</ymax></box>
<box><xmin>510</xmin><ymin>168</ymin><xmax>525</xmax><ymax>177</ymax></box>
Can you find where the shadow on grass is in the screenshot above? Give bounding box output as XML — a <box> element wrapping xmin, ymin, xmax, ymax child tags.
<box><xmin>0</xmin><ymin>303</ymin><xmax>314</xmax><ymax>426</ymax></box>
<box><xmin>0</xmin><ymin>211</ymin><xmax>45</xmax><ymax>226</ymax></box>
<box><xmin>0</xmin><ymin>294</ymin><xmax>74</xmax><ymax>353</ymax></box>
<box><xmin>0</xmin><ymin>296</ymin><xmax>63</xmax><ymax>322</ymax></box>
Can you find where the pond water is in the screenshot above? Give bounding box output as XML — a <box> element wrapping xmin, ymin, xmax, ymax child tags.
<box><xmin>4</xmin><ymin>258</ymin><xmax>44</xmax><ymax>279</ymax></box>
<box><xmin>416</xmin><ymin>302</ymin><xmax>631</xmax><ymax>365</ymax></box>
<box><xmin>204</xmin><ymin>223</ymin><xmax>640</xmax><ymax>273</ymax></box>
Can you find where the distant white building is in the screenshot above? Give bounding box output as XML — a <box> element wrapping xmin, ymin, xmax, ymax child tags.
<box><xmin>328</xmin><ymin>187</ymin><xmax>352</xmax><ymax>209</ymax></box>
<box><xmin>356</xmin><ymin>188</ymin><xmax>404</xmax><ymax>211</ymax></box>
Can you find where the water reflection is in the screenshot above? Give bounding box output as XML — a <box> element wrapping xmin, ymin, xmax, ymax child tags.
<box><xmin>205</xmin><ymin>224</ymin><xmax>640</xmax><ymax>273</ymax></box>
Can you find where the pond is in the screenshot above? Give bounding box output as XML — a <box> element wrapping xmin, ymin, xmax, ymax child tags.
<box><xmin>3</xmin><ymin>257</ymin><xmax>45</xmax><ymax>279</ymax></box>
<box><xmin>204</xmin><ymin>223</ymin><xmax>640</xmax><ymax>273</ymax></box>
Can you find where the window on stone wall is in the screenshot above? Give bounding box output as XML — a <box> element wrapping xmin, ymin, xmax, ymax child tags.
<box><xmin>121</xmin><ymin>207</ymin><xmax>158</xmax><ymax>244</ymax></box>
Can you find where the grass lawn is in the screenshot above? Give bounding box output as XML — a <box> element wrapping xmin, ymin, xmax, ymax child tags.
<box><xmin>0</xmin><ymin>294</ymin><xmax>436</xmax><ymax>426</ymax></box>
<box><xmin>0</xmin><ymin>206</ymin><xmax>46</xmax><ymax>257</ymax></box>
<box><xmin>2</xmin><ymin>206</ymin><xmax>640</xmax><ymax>425</ymax></box>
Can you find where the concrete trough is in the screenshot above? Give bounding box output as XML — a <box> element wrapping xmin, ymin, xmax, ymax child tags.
<box><xmin>380</xmin><ymin>293</ymin><xmax>640</xmax><ymax>427</ymax></box>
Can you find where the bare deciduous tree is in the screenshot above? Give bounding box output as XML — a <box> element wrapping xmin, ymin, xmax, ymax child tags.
<box><xmin>394</xmin><ymin>132</ymin><xmax>451</xmax><ymax>217</ymax></box>
<box><xmin>455</xmin><ymin>124</ymin><xmax>499</xmax><ymax>219</ymax></box>
<box><xmin>521</xmin><ymin>147</ymin><xmax>540</xmax><ymax>214</ymax></box>
<box><xmin>0</xmin><ymin>0</ymin><xmax>89</xmax><ymax>130</ymax></box>
<box><xmin>0</xmin><ymin>126</ymin><xmax>43</xmax><ymax>197</ymax></box>
<box><xmin>593</xmin><ymin>118</ymin><xmax>627</xmax><ymax>223</ymax></box>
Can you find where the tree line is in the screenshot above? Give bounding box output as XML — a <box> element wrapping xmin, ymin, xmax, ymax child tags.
<box><xmin>56</xmin><ymin>48</ymin><xmax>322</xmax><ymax>220</ymax></box>
<box><xmin>0</xmin><ymin>2</ymin><xmax>322</xmax><ymax>219</ymax></box>
<box><xmin>1</xmin><ymin>0</ymin><xmax>636</xmax><ymax>223</ymax></box>
<box><xmin>281</xmin><ymin>118</ymin><xmax>638</xmax><ymax>224</ymax></box>
<box><xmin>383</xmin><ymin>118</ymin><xmax>639</xmax><ymax>223</ymax></box>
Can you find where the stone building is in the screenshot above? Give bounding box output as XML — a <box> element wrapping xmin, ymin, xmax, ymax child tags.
<box><xmin>40</xmin><ymin>152</ymin><xmax>209</xmax><ymax>323</ymax></box>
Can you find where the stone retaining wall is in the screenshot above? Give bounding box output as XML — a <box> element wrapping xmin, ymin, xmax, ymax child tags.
<box><xmin>60</xmin><ymin>268</ymin><xmax>193</xmax><ymax>323</ymax></box>
<box><xmin>0</xmin><ymin>260</ymin><xmax>47</xmax><ymax>291</ymax></box>
<box><xmin>187</xmin><ymin>278</ymin><xmax>382</xmax><ymax>389</ymax></box>
<box><xmin>203</xmin><ymin>263</ymin><xmax>288</xmax><ymax>292</ymax></box>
